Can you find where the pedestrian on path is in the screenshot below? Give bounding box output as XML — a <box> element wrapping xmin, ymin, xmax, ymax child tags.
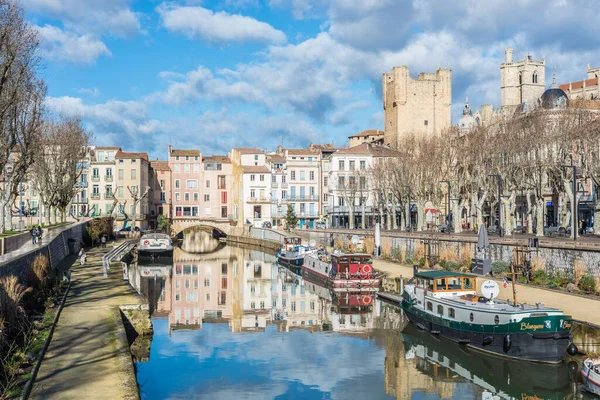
<box><xmin>37</xmin><ymin>225</ymin><xmax>43</xmax><ymax>243</ymax></box>
<box><xmin>101</xmin><ymin>235</ymin><xmax>107</xmax><ymax>248</ymax></box>
<box><xmin>79</xmin><ymin>247</ymin><xmax>86</xmax><ymax>265</ymax></box>
<box><xmin>30</xmin><ymin>227</ymin><xmax>37</xmax><ymax>244</ymax></box>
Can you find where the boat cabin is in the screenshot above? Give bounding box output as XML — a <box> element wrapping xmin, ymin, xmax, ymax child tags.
<box><xmin>283</xmin><ymin>236</ymin><xmax>302</xmax><ymax>251</ymax></box>
<box><xmin>331</xmin><ymin>253</ymin><xmax>374</xmax><ymax>278</ymax></box>
<box><xmin>413</xmin><ymin>271</ymin><xmax>477</xmax><ymax>298</ymax></box>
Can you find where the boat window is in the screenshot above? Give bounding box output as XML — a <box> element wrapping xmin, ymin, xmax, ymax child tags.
<box><xmin>463</xmin><ymin>278</ymin><xmax>474</xmax><ymax>290</ymax></box>
<box><xmin>494</xmin><ymin>315</ymin><xmax>499</xmax><ymax>325</ymax></box>
<box><xmin>447</xmin><ymin>277</ymin><xmax>461</xmax><ymax>290</ymax></box>
<box><xmin>437</xmin><ymin>305</ymin><xmax>444</xmax><ymax>315</ymax></box>
<box><xmin>427</xmin><ymin>302</ymin><xmax>433</xmax><ymax>311</ymax></box>
<box><xmin>448</xmin><ymin>308</ymin><xmax>456</xmax><ymax>318</ymax></box>
<box><xmin>469</xmin><ymin>313</ymin><xmax>474</xmax><ymax>322</ymax></box>
<box><xmin>435</xmin><ymin>279</ymin><xmax>446</xmax><ymax>290</ymax></box>
<box><xmin>427</xmin><ymin>280</ymin><xmax>434</xmax><ymax>290</ymax></box>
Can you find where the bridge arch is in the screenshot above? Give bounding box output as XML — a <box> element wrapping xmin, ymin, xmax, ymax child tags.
<box><xmin>170</xmin><ymin>218</ymin><xmax>235</xmax><ymax>237</ymax></box>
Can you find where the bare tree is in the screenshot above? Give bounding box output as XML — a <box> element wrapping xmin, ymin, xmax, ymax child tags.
<box><xmin>0</xmin><ymin>2</ymin><xmax>44</xmax><ymax>232</ymax></box>
<box><xmin>31</xmin><ymin>117</ymin><xmax>92</xmax><ymax>224</ymax></box>
<box><xmin>128</xmin><ymin>185</ymin><xmax>150</xmax><ymax>233</ymax></box>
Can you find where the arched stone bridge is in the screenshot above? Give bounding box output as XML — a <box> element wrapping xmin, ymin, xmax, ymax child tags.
<box><xmin>170</xmin><ymin>217</ymin><xmax>236</xmax><ymax>236</ymax></box>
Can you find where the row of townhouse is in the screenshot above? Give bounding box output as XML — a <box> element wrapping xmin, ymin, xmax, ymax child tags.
<box><xmin>10</xmin><ymin>133</ymin><xmax>397</xmax><ymax>231</ymax></box>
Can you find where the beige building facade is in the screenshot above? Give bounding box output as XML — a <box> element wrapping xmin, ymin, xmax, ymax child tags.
<box><xmin>114</xmin><ymin>151</ymin><xmax>150</xmax><ymax>230</ymax></box>
<box><xmin>148</xmin><ymin>160</ymin><xmax>171</xmax><ymax>229</ymax></box>
<box><xmin>383</xmin><ymin>66</ymin><xmax>452</xmax><ymax>149</ymax></box>
<box><xmin>348</xmin><ymin>129</ymin><xmax>384</xmax><ymax>148</ymax></box>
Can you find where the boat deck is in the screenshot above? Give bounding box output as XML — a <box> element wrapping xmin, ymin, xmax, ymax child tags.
<box><xmin>377</xmin><ymin>292</ymin><xmax>403</xmax><ymax>305</ymax></box>
<box><xmin>441</xmin><ymin>295</ymin><xmax>559</xmax><ymax>313</ymax></box>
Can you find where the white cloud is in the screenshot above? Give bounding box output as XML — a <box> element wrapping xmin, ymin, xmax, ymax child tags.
<box><xmin>157</xmin><ymin>4</ymin><xmax>287</xmax><ymax>44</ymax></box>
<box><xmin>36</xmin><ymin>25</ymin><xmax>111</xmax><ymax>65</ymax></box>
<box><xmin>23</xmin><ymin>0</ymin><xmax>140</xmax><ymax>37</ymax></box>
<box><xmin>77</xmin><ymin>87</ymin><xmax>101</xmax><ymax>97</ymax></box>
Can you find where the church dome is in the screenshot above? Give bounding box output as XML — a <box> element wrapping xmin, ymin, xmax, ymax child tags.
<box><xmin>457</xmin><ymin>97</ymin><xmax>479</xmax><ymax>133</ymax></box>
<box><xmin>541</xmin><ymin>87</ymin><xmax>568</xmax><ymax>109</ymax></box>
<box><xmin>541</xmin><ymin>73</ymin><xmax>568</xmax><ymax>110</ymax></box>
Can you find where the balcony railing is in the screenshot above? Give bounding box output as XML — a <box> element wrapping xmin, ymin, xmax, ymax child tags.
<box><xmin>104</xmin><ymin>193</ymin><xmax>114</xmax><ymax>199</ymax></box>
<box><xmin>271</xmin><ymin>182</ymin><xmax>278</xmax><ymax>188</ymax></box>
<box><xmin>75</xmin><ymin>182</ymin><xmax>87</xmax><ymax>188</ymax></box>
<box><xmin>247</xmin><ymin>197</ymin><xmax>269</xmax><ymax>203</ymax></box>
<box><xmin>91</xmin><ymin>175</ymin><xmax>100</xmax><ymax>182</ymax></box>
<box><xmin>72</xmin><ymin>198</ymin><xmax>87</xmax><ymax>204</ymax></box>
<box><xmin>105</xmin><ymin>175</ymin><xmax>113</xmax><ymax>182</ymax></box>
<box><xmin>281</xmin><ymin>182</ymin><xmax>288</xmax><ymax>189</ymax></box>
<box><xmin>91</xmin><ymin>193</ymin><xmax>100</xmax><ymax>200</ymax></box>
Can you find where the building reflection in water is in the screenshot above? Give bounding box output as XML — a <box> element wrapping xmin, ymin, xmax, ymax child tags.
<box><xmin>133</xmin><ymin>242</ymin><xmax>582</xmax><ymax>400</ymax></box>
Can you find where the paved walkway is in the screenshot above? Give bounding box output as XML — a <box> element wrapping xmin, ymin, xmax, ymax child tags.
<box><xmin>374</xmin><ymin>259</ymin><xmax>600</xmax><ymax>326</ymax></box>
<box><xmin>30</xmin><ymin>243</ymin><xmax>141</xmax><ymax>400</ymax></box>
<box><xmin>0</xmin><ymin>223</ymin><xmax>79</xmax><ymax>266</ymax></box>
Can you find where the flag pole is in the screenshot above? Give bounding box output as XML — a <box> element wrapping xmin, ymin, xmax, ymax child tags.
<box><xmin>510</xmin><ymin>263</ymin><xmax>518</xmax><ymax>306</ymax></box>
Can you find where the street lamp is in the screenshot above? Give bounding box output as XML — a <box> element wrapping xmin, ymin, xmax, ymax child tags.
<box><xmin>440</xmin><ymin>180</ymin><xmax>451</xmax><ymax>229</ymax></box>
<box><xmin>488</xmin><ymin>174</ymin><xmax>502</xmax><ymax>237</ymax></box>
<box><xmin>561</xmin><ymin>164</ymin><xmax>577</xmax><ymax>241</ymax></box>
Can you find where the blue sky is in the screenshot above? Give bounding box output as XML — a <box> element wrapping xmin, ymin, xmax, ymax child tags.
<box><xmin>22</xmin><ymin>0</ymin><xmax>600</xmax><ymax>160</ymax></box>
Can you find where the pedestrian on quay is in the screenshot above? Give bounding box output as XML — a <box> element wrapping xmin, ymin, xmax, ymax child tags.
<box><xmin>37</xmin><ymin>225</ymin><xmax>43</xmax><ymax>242</ymax></box>
<box><xmin>101</xmin><ymin>235</ymin><xmax>107</xmax><ymax>248</ymax></box>
<box><xmin>30</xmin><ymin>226</ymin><xmax>37</xmax><ymax>244</ymax></box>
<box><xmin>79</xmin><ymin>246</ymin><xmax>86</xmax><ymax>266</ymax></box>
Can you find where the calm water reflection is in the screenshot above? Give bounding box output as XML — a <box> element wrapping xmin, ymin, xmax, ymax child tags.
<box><xmin>131</xmin><ymin>237</ymin><xmax>589</xmax><ymax>400</ymax></box>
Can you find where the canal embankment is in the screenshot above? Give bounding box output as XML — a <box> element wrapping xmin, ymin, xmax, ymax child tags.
<box><xmin>29</xmin><ymin>243</ymin><xmax>141</xmax><ymax>400</ymax></box>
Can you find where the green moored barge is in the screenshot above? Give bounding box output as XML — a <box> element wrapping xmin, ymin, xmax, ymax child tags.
<box><xmin>400</xmin><ymin>270</ymin><xmax>574</xmax><ymax>363</ymax></box>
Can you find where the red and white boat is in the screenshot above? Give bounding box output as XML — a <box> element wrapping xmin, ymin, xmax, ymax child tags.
<box><xmin>302</xmin><ymin>252</ymin><xmax>380</xmax><ymax>289</ymax></box>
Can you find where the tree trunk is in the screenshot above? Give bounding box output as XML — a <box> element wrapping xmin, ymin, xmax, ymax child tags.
<box><xmin>361</xmin><ymin>201</ymin><xmax>366</xmax><ymax>229</ymax></box>
<box><xmin>452</xmin><ymin>199</ymin><xmax>462</xmax><ymax>233</ymax></box>
<box><xmin>475</xmin><ymin>190</ymin><xmax>488</xmax><ymax>229</ymax></box>
<box><xmin>526</xmin><ymin>192</ymin><xmax>533</xmax><ymax>234</ymax></box>
<box><xmin>536</xmin><ymin>198</ymin><xmax>544</xmax><ymax>237</ymax></box>
<box><xmin>391</xmin><ymin>203</ymin><xmax>397</xmax><ymax>230</ymax></box>
<box><xmin>416</xmin><ymin>199</ymin><xmax>426</xmax><ymax>231</ymax></box>
<box><xmin>405</xmin><ymin>202</ymin><xmax>410</xmax><ymax>230</ymax></box>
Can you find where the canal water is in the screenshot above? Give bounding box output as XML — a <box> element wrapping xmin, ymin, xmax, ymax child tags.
<box><xmin>129</xmin><ymin>230</ymin><xmax>594</xmax><ymax>400</ymax></box>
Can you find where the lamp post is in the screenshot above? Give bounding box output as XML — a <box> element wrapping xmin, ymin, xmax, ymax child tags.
<box><xmin>489</xmin><ymin>174</ymin><xmax>502</xmax><ymax>237</ymax></box>
<box><xmin>561</xmin><ymin>165</ymin><xmax>577</xmax><ymax>241</ymax></box>
<box><xmin>440</xmin><ymin>180</ymin><xmax>451</xmax><ymax>229</ymax></box>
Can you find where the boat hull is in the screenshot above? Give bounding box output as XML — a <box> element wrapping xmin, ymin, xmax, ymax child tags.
<box><xmin>403</xmin><ymin>304</ymin><xmax>570</xmax><ymax>363</ymax></box>
<box><xmin>277</xmin><ymin>255</ymin><xmax>304</xmax><ymax>268</ymax></box>
<box><xmin>582</xmin><ymin>359</ymin><xmax>600</xmax><ymax>396</ymax></box>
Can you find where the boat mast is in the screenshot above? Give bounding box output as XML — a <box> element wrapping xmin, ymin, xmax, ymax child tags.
<box><xmin>510</xmin><ymin>263</ymin><xmax>518</xmax><ymax>306</ymax></box>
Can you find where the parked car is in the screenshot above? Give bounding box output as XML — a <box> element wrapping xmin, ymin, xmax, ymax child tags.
<box><xmin>262</xmin><ymin>221</ymin><xmax>272</xmax><ymax>228</ymax></box>
<box><xmin>315</xmin><ymin>222</ymin><xmax>326</xmax><ymax>229</ymax></box>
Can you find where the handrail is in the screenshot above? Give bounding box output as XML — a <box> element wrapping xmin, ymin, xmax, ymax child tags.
<box><xmin>102</xmin><ymin>240</ymin><xmax>134</xmax><ymax>277</ymax></box>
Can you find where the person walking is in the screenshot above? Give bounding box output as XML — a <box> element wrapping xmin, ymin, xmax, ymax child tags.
<box><xmin>101</xmin><ymin>235</ymin><xmax>107</xmax><ymax>248</ymax></box>
<box><xmin>37</xmin><ymin>225</ymin><xmax>43</xmax><ymax>243</ymax></box>
<box><xmin>79</xmin><ymin>247</ymin><xmax>86</xmax><ymax>266</ymax></box>
<box><xmin>30</xmin><ymin>226</ymin><xmax>37</xmax><ymax>244</ymax></box>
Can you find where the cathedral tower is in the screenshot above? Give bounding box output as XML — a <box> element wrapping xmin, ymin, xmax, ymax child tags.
<box><xmin>500</xmin><ymin>48</ymin><xmax>545</xmax><ymax>108</ymax></box>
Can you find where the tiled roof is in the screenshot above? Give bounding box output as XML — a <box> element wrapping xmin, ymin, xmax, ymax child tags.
<box><xmin>333</xmin><ymin>142</ymin><xmax>399</xmax><ymax>157</ymax></box>
<box><xmin>170</xmin><ymin>149</ymin><xmax>201</xmax><ymax>157</ymax></box>
<box><xmin>242</xmin><ymin>165</ymin><xmax>270</xmax><ymax>173</ymax></box>
<box><xmin>234</xmin><ymin>148</ymin><xmax>262</xmax><ymax>154</ymax></box>
<box><xmin>348</xmin><ymin>129</ymin><xmax>384</xmax><ymax>138</ymax></box>
<box><xmin>203</xmin><ymin>155</ymin><xmax>231</xmax><ymax>163</ymax></box>
<box><xmin>560</xmin><ymin>78</ymin><xmax>599</xmax><ymax>91</ymax></box>
<box><xmin>116</xmin><ymin>151</ymin><xmax>149</xmax><ymax>161</ymax></box>
<box><xmin>150</xmin><ymin>161</ymin><xmax>170</xmax><ymax>171</ymax></box>
<box><xmin>267</xmin><ymin>154</ymin><xmax>285</xmax><ymax>163</ymax></box>
<box><xmin>286</xmin><ymin>148</ymin><xmax>320</xmax><ymax>155</ymax></box>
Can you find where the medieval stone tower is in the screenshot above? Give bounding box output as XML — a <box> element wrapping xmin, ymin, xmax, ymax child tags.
<box><xmin>500</xmin><ymin>48</ymin><xmax>546</xmax><ymax>108</ymax></box>
<box><xmin>383</xmin><ymin>66</ymin><xmax>452</xmax><ymax>150</ymax></box>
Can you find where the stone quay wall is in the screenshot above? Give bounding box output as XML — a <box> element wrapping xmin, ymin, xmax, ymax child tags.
<box><xmin>0</xmin><ymin>221</ymin><xmax>88</xmax><ymax>281</ymax></box>
<box><xmin>302</xmin><ymin>229</ymin><xmax>600</xmax><ymax>279</ymax></box>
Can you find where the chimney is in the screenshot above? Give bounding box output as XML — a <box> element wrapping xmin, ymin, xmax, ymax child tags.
<box><xmin>168</xmin><ymin>144</ymin><xmax>172</xmax><ymax>156</ymax></box>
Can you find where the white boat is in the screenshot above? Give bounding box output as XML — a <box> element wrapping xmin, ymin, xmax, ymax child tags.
<box><xmin>138</xmin><ymin>233</ymin><xmax>173</xmax><ymax>265</ymax></box>
<box><xmin>582</xmin><ymin>358</ymin><xmax>600</xmax><ymax>396</ymax></box>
